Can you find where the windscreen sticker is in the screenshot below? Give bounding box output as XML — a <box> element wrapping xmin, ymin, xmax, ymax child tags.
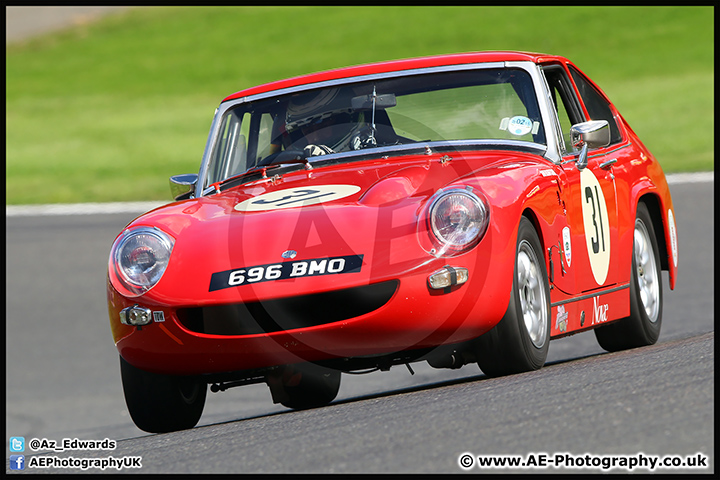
<box><xmin>580</xmin><ymin>169</ymin><xmax>611</xmax><ymax>285</ymax></box>
<box><xmin>209</xmin><ymin>254</ymin><xmax>363</xmax><ymax>292</ymax></box>
<box><xmin>499</xmin><ymin>116</ymin><xmax>538</xmax><ymax>136</ymax></box>
<box><xmin>235</xmin><ymin>185</ymin><xmax>361</xmax><ymax>212</ymax></box>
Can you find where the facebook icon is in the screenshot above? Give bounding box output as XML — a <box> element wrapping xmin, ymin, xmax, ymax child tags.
<box><xmin>9</xmin><ymin>455</ymin><xmax>25</xmax><ymax>470</ymax></box>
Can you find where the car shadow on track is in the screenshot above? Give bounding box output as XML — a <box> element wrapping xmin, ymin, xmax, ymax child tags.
<box><xmin>194</xmin><ymin>350</ymin><xmax>608</xmax><ymax>430</ymax></box>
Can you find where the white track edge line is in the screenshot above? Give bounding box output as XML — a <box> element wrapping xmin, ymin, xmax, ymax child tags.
<box><xmin>6</xmin><ymin>171</ymin><xmax>713</xmax><ymax>217</ymax></box>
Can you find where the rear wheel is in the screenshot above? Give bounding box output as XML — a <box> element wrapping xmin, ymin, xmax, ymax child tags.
<box><xmin>475</xmin><ymin>217</ymin><xmax>551</xmax><ymax>377</ymax></box>
<box><xmin>594</xmin><ymin>202</ymin><xmax>662</xmax><ymax>351</ymax></box>
<box><xmin>266</xmin><ymin>363</ymin><xmax>341</xmax><ymax>410</ymax></box>
<box><xmin>120</xmin><ymin>356</ymin><xmax>206</xmax><ymax>433</ymax></box>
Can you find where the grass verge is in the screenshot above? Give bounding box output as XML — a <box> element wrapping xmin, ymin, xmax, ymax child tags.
<box><xmin>6</xmin><ymin>6</ymin><xmax>713</xmax><ymax>204</ymax></box>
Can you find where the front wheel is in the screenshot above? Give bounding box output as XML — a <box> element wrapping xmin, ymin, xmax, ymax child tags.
<box><xmin>120</xmin><ymin>357</ymin><xmax>206</xmax><ymax>433</ymax></box>
<box><xmin>474</xmin><ymin>217</ymin><xmax>551</xmax><ymax>377</ymax></box>
<box><xmin>266</xmin><ymin>363</ymin><xmax>341</xmax><ymax>410</ymax></box>
<box><xmin>594</xmin><ymin>202</ymin><xmax>662</xmax><ymax>351</ymax></box>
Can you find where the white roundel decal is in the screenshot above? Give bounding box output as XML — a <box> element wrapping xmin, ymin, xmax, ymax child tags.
<box><xmin>235</xmin><ymin>185</ymin><xmax>361</xmax><ymax>212</ymax></box>
<box><xmin>668</xmin><ymin>208</ymin><xmax>678</xmax><ymax>268</ymax></box>
<box><xmin>580</xmin><ymin>169</ymin><xmax>611</xmax><ymax>285</ymax></box>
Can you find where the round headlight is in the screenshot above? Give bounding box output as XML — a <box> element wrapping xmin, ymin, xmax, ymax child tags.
<box><xmin>110</xmin><ymin>226</ymin><xmax>174</xmax><ymax>296</ymax></box>
<box><xmin>428</xmin><ymin>188</ymin><xmax>489</xmax><ymax>255</ymax></box>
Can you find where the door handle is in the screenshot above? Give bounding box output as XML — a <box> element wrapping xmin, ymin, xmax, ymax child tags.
<box><xmin>599</xmin><ymin>158</ymin><xmax>617</xmax><ymax>170</ymax></box>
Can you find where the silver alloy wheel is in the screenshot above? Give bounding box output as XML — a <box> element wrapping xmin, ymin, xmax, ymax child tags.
<box><xmin>517</xmin><ymin>240</ymin><xmax>548</xmax><ymax>348</ymax></box>
<box><xmin>634</xmin><ymin>219</ymin><xmax>660</xmax><ymax>323</ymax></box>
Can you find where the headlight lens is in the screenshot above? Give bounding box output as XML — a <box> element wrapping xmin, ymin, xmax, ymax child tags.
<box><xmin>110</xmin><ymin>226</ymin><xmax>174</xmax><ymax>296</ymax></box>
<box><xmin>428</xmin><ymin>188</ymin><xmax>489</xmax><ymax>255</ymax></box>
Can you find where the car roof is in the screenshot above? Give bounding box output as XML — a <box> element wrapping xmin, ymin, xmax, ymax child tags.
<box><xmin>221</xmin><ymin>51</ymin><xmax>568</xmax><ymax>102</ymax></box>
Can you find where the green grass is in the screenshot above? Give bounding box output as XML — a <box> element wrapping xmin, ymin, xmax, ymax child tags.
<box><xmin>6</xmin><ymin>6</ymin><xmax>714</xmax><ymax>204</ymax></box>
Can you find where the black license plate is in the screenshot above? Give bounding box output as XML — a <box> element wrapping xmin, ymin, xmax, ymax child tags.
<box><xmin>209</xmin><ymin>255</ymin><xmax>364</xmax><ymax>292</ymax></box>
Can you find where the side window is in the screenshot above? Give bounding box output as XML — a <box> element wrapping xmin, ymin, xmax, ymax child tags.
<box><xmin>568</xmin><ymin>66</ymin><xmax>622</xmax><ymax>145</ymax></box>
<box><xmin>542</xmin><ymin>66</ymin><xmax>584</xmax><ymax>153</ymax></box>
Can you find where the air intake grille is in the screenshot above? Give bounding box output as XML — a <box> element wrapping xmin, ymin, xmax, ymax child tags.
<box><xmin>177</xmin><ymin>280</ymin><xmax>398</xmax><ymax>335</ymax></box>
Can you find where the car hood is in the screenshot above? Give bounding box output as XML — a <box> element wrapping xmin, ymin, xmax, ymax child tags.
<box><xmin>128</xmin><ymin>149</ymin><xmax>541</xmax><ymax>305</ymax></box>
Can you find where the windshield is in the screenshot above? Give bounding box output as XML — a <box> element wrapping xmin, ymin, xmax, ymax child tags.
<box><xmin>205</xmin><ymin>68</ymin><xmax>545</xmax><ymax>186</ymax></box>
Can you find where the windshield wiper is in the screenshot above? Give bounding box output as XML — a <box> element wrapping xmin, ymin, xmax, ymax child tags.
<box><xmin>212</xmin><ymin>151</ymin><xmax>312</xmax><ymax>192</ymax></box>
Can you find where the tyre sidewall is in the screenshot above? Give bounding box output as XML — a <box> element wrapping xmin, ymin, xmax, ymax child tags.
<box><xmin>475</xmin><ymin>217</ymin><xmax>550</xmax><ymax>375</ymax></box>
<box><xmin>594</xmin><ymin>202</ymin><xmax>663</xmax><ymax>351</ymax></box>
<box><xmin>628</xmin><ymin>203</ymin><xmax>663</xmax><ymax>342</ymax></box>
<box><xmin>120</xmin><ymin>357</ymin><xmax>206</xmax><ymax>433</ymax></box>
<box><xmin>510</xmin><ymin>218</ymin><xmax>551</xmax><ymax>369</ymax></box>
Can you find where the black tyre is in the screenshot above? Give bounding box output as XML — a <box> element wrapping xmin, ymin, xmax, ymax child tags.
<box><xmin>475</xmin><ymin>217</ymin><xmax>551</xmax><ymax>377</ymax></box>
<box><xmin>594</xmin><ymin>202</ymin><xmax>662</xmax><ymax>351</ymax></box>
<box><xmin>120</xmin><ymin>356</ymin><xmax>206</xmax><ymax>433</ymax></box>
<box><xmin>267</xmin><ymin>363</ymin><xmax>341</xmax><ymax>410</ymax></box>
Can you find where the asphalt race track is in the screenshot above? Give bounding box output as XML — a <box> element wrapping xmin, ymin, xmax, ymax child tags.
<box><xmin>5</xmin><ymin>179</ymin><xmax>713</xmax><ymax>473</ymax></box>
<box><xmin>6</xmin><ymin>7</ymin><xmax>713</xmax><ymax>474</ymax></box>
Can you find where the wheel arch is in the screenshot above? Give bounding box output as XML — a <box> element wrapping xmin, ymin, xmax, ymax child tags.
<box><xmin>520</xmin><ymin>207</ymin><xmax>548</xmax><ymax>262</ymax></box>
<box><xmin>637</xmin><ymin>193</ymin><xmax>669</xmax><ymax>272</ymax></box>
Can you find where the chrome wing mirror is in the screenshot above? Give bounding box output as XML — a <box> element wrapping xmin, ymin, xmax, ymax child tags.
<box><xmin>169</xmin><ymin>173</ymin><xmax>198</xmax><ymax>200</ymax></box>
<box><xmin>568</xmin><ymin>120</ymin><xmax>610</xmax><ymax>170</ymax></box>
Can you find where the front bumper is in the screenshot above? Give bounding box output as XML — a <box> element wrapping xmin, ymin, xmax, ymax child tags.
<box><xmin>108</xmin><ymin>263</ymin><xmax>509</xmax><ymax>376</ymax></box>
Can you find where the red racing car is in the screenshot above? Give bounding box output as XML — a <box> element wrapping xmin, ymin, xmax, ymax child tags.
<box><xmin>107</xmin><ymin>51</ymin><xmax>678</xmax><ymax>433</ymax></box>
